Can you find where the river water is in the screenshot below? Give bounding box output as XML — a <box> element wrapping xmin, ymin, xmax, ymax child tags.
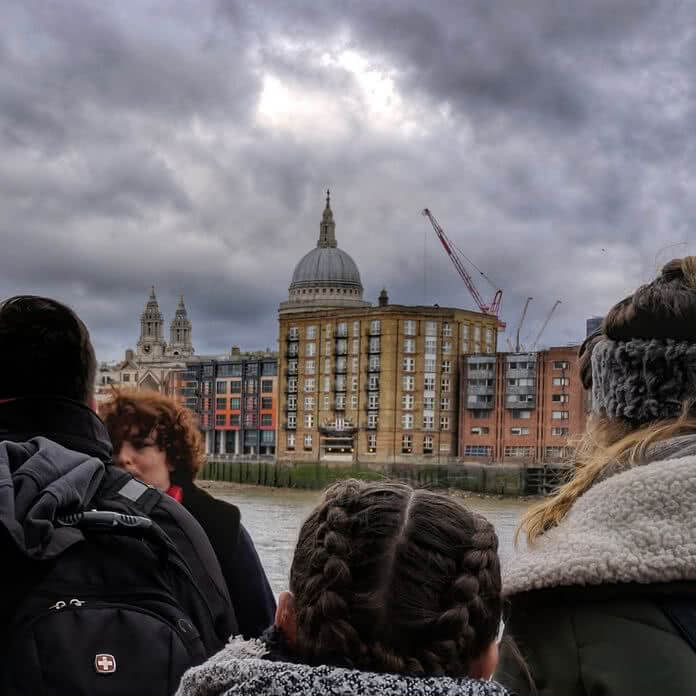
<box><xmin>210</xmin><ymin>483</ymin><xmax>532</xmax><ymax>594</ymax></box>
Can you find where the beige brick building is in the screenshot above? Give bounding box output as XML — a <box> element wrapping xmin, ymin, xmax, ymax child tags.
<box><xmin>278</xmin><ymin>193</ymin><xmax>499</xmax><ymax>463</ymax></box>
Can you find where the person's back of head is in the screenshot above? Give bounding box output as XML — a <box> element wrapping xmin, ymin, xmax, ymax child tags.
<box><xmin>282</xmin><ymin>479</ymin><xmax>502</xmax><ymax>679</ymax></box>
<box><xmin>0</xmin><ymin>295</ymin><xmax>96</xmax><ymax>403</ymax></box>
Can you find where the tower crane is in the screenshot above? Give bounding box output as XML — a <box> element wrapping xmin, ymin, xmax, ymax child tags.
<box><xmin>515</xmin><ymin>297</ymin><xmax>533</xmax><ymax>352</ymax></box>
<box><xmin>531</xmin><ymin>300</ymin><xmax>561</xmax><ymax>350</ymax></box>
<box><xmin>422</xmin><ymin>208</ymin><xmax>505</xmax><ymax>327</ymax></box>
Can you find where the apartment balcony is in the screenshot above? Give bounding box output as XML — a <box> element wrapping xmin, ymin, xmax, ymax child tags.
<box><xmin>466</xmin><ymin>396</ymin><xmax>494</xmax><ymax>410</ymax></box>
<box><xmin>506</xmin><ymin>368</ymin><xmax>536</xmax><ymax>380</ymax></box>
<box><xmin>505</xmin><ymin>395</ymin><xmax>536</xmax><ymax>408</ymax></box>
<box><xmin>506</xmin><ymin>385</ymin><xmax>536</xmax><ymax>396</ymax></box>
<box><xmin>467</xmin><ymin>384</ymin><xmax>495</xmax><ymax>396</ymax></box>
<box><xmin>467</xmin><ymin>369</ymin><xmax>495</xmax><ymax>380</ymax></box>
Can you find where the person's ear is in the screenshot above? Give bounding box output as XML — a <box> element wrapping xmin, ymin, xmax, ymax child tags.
<box><xmin>275</xmin><ymin>591</ymin><xmax>297</xmax><ymax>647</ymax></box>
<box><xmin>469</xmin><ymin>641</ymin><xmax>498</xmax><ymax>680</ymax></box>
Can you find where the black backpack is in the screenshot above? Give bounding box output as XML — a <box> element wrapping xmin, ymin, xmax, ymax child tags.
<box><xmin>0</xmin><ymin>470</ymin><xmax>236</xmax><ymax>696</ymax></box>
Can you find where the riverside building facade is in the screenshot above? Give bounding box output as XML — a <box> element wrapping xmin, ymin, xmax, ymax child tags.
<box><xmin>458</xmin><ymin>345</ymin><xmax>587</xmax><ymax>464</ymax></box>
<box><xmin>278</xmin><ymin>192</ymin><xmax>500</xmax><ymax>463</ymax></box>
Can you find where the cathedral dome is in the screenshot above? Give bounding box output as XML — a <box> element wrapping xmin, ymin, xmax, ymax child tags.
<box><xmin>284</xmin><ymin>191</ymin><xmax>366</xmax><ymax>307</ymax></box>
<box><xmin>290</xmin><ymin>246</ymin><xmax>362</xmax><ymax>291</ymax></box>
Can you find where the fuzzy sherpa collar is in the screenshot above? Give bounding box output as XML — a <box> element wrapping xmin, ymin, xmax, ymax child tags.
<box><xmin>175</xmin><ymin>636</ymin><xmax>511</xmax><ymax>696</ymax></box>
<box><xmin>503</xmin><ymin>452</ymin><xmax>696</xmax><ymax>597</ymax></box>
<box><xmin>591</xmin><ymin>337</ymin><xmax>696</xmax><ymax>422</ymax></box>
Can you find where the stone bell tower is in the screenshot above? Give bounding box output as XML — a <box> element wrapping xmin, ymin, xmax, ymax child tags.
<box><xmin>166</xmin><ymin>295</ymin><xmax>194</xmax><ymax>357</ymax></box>
<box><xmin>136</xmin><ymin>287</ymin><xmax>167</xmax><ymax>361</ymax></box>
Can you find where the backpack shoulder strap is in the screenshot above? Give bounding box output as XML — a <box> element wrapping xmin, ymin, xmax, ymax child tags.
<box><xmin>659</xmin><ymin>598</ymin><xmax>696</xmax><ymax>653</ymax></box>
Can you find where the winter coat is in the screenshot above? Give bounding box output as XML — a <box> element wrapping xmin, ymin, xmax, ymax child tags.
<box><xmin>176</xmin><ymin>630</ymin><xmax>513</xmax><ymax>696</ymax></box>
<box><xmin>496</xmin><ymin>435</ymin><xmax>696</xmax><ymax>696</ymax></box>
<box><xmin>180</xmin><ymin>480</ymin><xmax>276</xmax><ymax>638</ymax></box>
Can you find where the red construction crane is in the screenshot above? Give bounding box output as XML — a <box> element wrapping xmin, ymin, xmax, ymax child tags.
<box><xmin>422</xmin><ymin>208</ymin><xmax>505</xmax><ymax>327</ymax></box>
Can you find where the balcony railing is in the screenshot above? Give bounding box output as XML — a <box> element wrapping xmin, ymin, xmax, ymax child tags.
<box><xmin>467</xmin><ymin>369</ymin><xmax>495</xmax><ymax>380</ymax></box>
<box><xmin>467</xmin><ymin>385</ymin><xmax>495</xmax><ymax>396</ymax></box>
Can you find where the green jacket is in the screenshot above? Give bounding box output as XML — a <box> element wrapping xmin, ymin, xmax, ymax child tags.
<box><xmin>496</xmin><ymin>583</ymin><xmax>696</xmax><ymax>696</ymax></box>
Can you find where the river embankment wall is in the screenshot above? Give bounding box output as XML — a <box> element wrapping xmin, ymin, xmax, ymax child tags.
<box><xmin>199</xmin><ymin>456</ymin><xmax>570</xmax><ymax>496</ymax></box>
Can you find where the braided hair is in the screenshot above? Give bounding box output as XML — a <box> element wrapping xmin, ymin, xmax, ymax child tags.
<box><xmin>289</xmin><ymin>479</ymin><xmax>501</xmax><ymax>677</ymax></box>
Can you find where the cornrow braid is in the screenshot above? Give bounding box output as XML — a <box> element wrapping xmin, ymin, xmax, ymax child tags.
<box><xmin>290</xmin><ymin>480</ymin><xmax>501</xmax><ymax>678</ymax></box>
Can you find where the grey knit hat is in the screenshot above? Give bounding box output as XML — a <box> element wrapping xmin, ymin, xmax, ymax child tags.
<box><xmin>591</xmin><ymin>337</ymin><xmax>696</xmax><ymax>422</ymax></box>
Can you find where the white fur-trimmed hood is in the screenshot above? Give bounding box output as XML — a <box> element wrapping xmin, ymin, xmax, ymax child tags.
<box><xmin>504</xmin><ymin>453</ymin><xmax>696</xmax><ymax>596</ymax></box>
<box><xmin>175</xmin><ymin>636</ymin><xmax>511</xmax><ymax>696</ymax></box>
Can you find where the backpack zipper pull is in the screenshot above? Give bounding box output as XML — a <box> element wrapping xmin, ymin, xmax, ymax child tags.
<box><xmin>69</xmin><ymin>599</ymin><xmax>85</xmax><ymax>607</ymax></box>
<box><xmin>50</xmin><ymin>601</ymin><xmax>66</xmax><ymax>610</ymax></box>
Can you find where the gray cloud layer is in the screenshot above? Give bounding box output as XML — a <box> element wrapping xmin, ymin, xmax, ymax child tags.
<box><xmin>1</xmin><ymin>0</ymin><xmax>693</xmax><ymax>360</ymax></box>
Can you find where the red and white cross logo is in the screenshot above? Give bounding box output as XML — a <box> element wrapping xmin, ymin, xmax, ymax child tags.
<box><xmin>94</xmin><ymin>654</ymin><xmax>116</xmax><ymax>674</ymax></box>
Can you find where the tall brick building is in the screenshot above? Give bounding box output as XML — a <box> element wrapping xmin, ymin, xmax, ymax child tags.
<box><xmin>458</xmin><ymin>345</ymin><xmax>587</xmax><ymax>464</ymax></box>
<box><xmin>278</xmin><ymin>192</ymin><xmax>499</xmax><ymax>463</ymax></box>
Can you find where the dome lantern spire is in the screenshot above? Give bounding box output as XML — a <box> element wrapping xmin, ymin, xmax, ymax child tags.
<box><xmin>318</xmin><ymin>189</ymin><xmax>337</xmax><ymax>249</ymax></box>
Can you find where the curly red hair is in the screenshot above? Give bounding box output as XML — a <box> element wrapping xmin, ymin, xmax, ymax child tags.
<box><xmin>100</xmin><ymin>389</ymin><xmax>204</xmax><ymax>483</ymax></box>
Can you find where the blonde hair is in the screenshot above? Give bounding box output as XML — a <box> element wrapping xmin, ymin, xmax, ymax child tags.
<box><xmin>519</xmin><ymin>407</ymin><xmax>696</xmax><ymax>543</ymax></box>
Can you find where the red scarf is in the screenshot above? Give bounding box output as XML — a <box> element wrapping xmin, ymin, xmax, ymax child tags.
<box><xmin>166</xmin><ymin>485</ymin><xmax>184</xmax><ymax>503</ymax></box>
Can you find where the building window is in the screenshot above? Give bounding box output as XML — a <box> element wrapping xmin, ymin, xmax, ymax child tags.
<box><xmin>440</xmin><ymin>397</ymin><xmax>450</xmax><ymax>410</ymax></box>
<box><xmin>423</xmin><ymin>435</ymin><xmax>433</xmax><ymax>454</ymax></box>
<box><xmin>335</xmin><ymin>394</ymin><xmax>345</xmax><ymax>409</ymax></box>
<box><xmin>367</xmin><ymin>433</ymin><xmax>377</xmax><ymax>452</ymax></box>
<box><xmin>461</xmin><ymin>324</ymin><xmax>470</xmax><ymax>340</ymax></box>
<box><xmin>403</xmin><ymin>338</ymin><xmax>416</xmax><ymax>354</ymax></box>
<box><xmin>464</xmin><ymin>445</ymin><xmax>492</xmax><ymax>457</ymax></box>
<box><xmin>440</xmin><ymin>415</ymin><xmax>450</xmax><ymax>431</ymax></box>
<box><xmin>471</xmin><ymin>426</ymin><xmax>490</xmax><ymax>435</ymax></box>
<box><xmin>287</xmin><ymin>395</ymin><xmax>296</xmax><ymax>410</ymax></box>
<box><xmin>423</xmin><ymin>415</ymin><xmax>434</xmax><ymax>430</ymax></box>
<box><xmin>551</xmin><ymin>427</ymin><xmax>569</xmax><ymax>436</ymax></box>
<box><xmin>230</xmin><ymin>398</ymin><xmax>241</xmax><ymax>409</ymax></box>
<box><xmin>474</xmin><ymin>326</ymin><xmax>481</xmax><ymax>341</ymax></box>
<box><xmin>553</xmin><ymin>361</ymin><xmax>569</xmax><ymax>369</ymax></box>
<box><xmin>261</xmin><ymin>396</ymin><xmax>273</xmax><ymax>410</ymax></box>
<box><xmin>335</xmin><ymin>375</ymin><xmax>346</xmax><ymax>392</ymax></box>
<box><xmin>442</xmin><ymin>341</ymin><xmax>452</xmax><ymax>354</ymax></box>
<box><xmin>216</xmin><ymin>381</ymin><xmax>227</xmax><ymax>393</ymax></box>
<box><xmin>262</xmin><ymin>379</ymin><xmax>273</xmax><ymax>392</ymax></box>
<box><xmin>423</xmin><ymin>396</ymin><xmax>435</xmax><ymax>410</ymax></box>
<box><xmin>304</xmin><ymin>414</ymin><xmax>314</xmax><ymax>428</ymax></box>
<box><xmin>425</xmin><ymin>321</ymin><xmax>437</xmax><ymax>336</ymax></box>
<box><xmin>287</xmin><ymin>414</ymin><xmax>296</xmax><ymax>429</ymax></box>
<box><xmin>304</xmin><ymin>378</ymin><xmax>315</xmax><ymax>392</ymax></box>
<box><xmin>304</xmin><ymin>360</ymin><xmax>315</xmax><ymax>375</ymax></box>
<box><xmin>349</xmin><ymin>375</ymin><xmax>357</xmax><ymax>392</ymax></box>
<box><xmin>552</xmin><ymin>394</ymin><xmax>569</xmax><ymax>402</ymax></box>
<box><xmin>442</xmin><ymin>322</ymin><xmax>452</xmax><ymax>337</ymax></box>
<box><xmin>215</xmin><ymin>414</ymin><xmax>226</xmax><ymax>426</ymax></box>
<box><xmin>305</xmin><ymin>343</ymin><xmax>316</xmax><ymax>357</ymax></box>
<box><xmin>246</xmin><ymin>379</ymin><xmax>257</xmax><ymax>394</ymax></box>
<box><xmin>368</xmin><ymin>356</ymin><xmax>379</xmax><ymax>371</ymax></box>
<box><xmin>504</xmin><ymin>446</ymin><xmax>533</xmax><ymax>457</ymax></box>
<box><xmin>441</xmin><ymin>377</ymin><xmax>450</xmax><ymax>392</ymax></box>
<box><xmin>402</xmin><ymin>357</ymin><xmax>415</xmax><ymax>372</ymax></box>
<box><xmin>304</xmin><ymin>434</ymin><xmax>313</xmax><ymax>450</ymax></box>
<box><xmin>425</xmin><ymin>337</ymin><xmax>437</xmax><ymax>353</ymax></box>
<box><xmin>424</xmin><ymin>358</ymin><xmax>436</xmax><ymax>372</ymax></box>
<box><xmin>306</xmin><ymin>325</ymin><xmax>317</xmax><ymax>339</ymax></box>
<box><xmin>352</xmin><ymin>338</ymin><xmax>359</xmax><ymax>354</ymax></box>
<box><xmin>122</xmin><ymin>374</ymin><xmax>130</xmax><ymax>382</ymax></box>
<box><xmin>424</xmin><ymin>376</ymin><xmax>435</xmax><ymax>391</ymax></box>
<box><xmin>351</xmin><ymin>395</ymin><xmax>358</xmax><ymax>409</ymax></box>
<box><xmin>368</xmin><ymin>394</ymin><xmax>379</xmax><ymax>409</ymax></box>
<box><xmin>369</xmin><ymin>337</ymin><xmax>380</xmax><ymax>353</ymax></box>
<box><xmin>229</xmin><ymin>414</ymin><xmax>240</xmax><ymax>426</ymax></box>
<box><xmin>442</xmin><ymin>360</ymin><xmax>451</xmax><ymax>374</ymax></box>
<box><xmin>552</xmin><ymin>377</ymin><xmax>569</xmax><ymax>386</ymax></box>
<box><xmin>216</xmin><ymin>398</ymin><xmax>227</xmax><ymax>410</ymax></box>
<box><xmin>511</xmin><ymin>426</ymin><xmax>530</xmax><ymax>435</ymax></box>
<box><xmin>325</xmin><ymin>340</ymin><xmax>332</xmax><ymax>356</ymax></box>
<box><xmin>287</xmin><ymin>360</ymin><xmax>298</xmax><ymax>375</ymax></box>
<box><xmin>368</xmin><ymin>375</ymin><xmax>379</xmax><ymax>390</ymax></box>
<box><xmin>320</xmin><ymin>376</ymin><xmax>329</xmax><ymax>393</ymax></box>
<box><xmin>325</xmin><ymin>323</ymin><xmax>332</xmax><ymax>338</ymax></box>
<box><xmin>552</xmin><ymin>411</ymin><xmax>569</xmax><ymax>420</ymax></box>
<box><xmin>485</xmin><ymin>328</ymin><xmax>494</xmax><ymax>347</ymax></box>
<box><xmin>335</xmin><ymin>339</ymin><xmax>347</xmax><ymax>355</ymax></box>
<box><xmin>402</xmin><ymin>394</ymin><xmax>414</xmax><ymax>410</ymax></box>
<box><xmin>288</xmin><ymin>378</ymin><xmax>297</xmax><ymax>393</ymax></box>
<box><xmin>402</xmin><ymin>414</ymin><xmax>414</xmax><ymax>430</ymax></box>
<box><xmin>370</xmin><ymin>320</ymin><xmax>381</xmax><ymax>335</ymax></box>
<box><xmin>402</xmin><ymin>435</ymin><xmax>413</xmax><ymax>454</ymax></box>
<box><xmin>230</xmin><ymin>380</ymin><xmax>242</xmax><ymax>393</ymax></box>
<box><xmin>323</xmin><ymin>395</ymin><xmax>330</xmax><ymax>409</ymax></box>
<box><xmin>472</xmin><ymin>409</ymin><xmax>490</xmax><ymax>419</ymax></box>
<box><xmin>261</xmin><ymin>414</ymin><xmax>273</xmax><ymax>426</ymax></box>
<box><xmin>287</xmin><ymin>433</ymin><xmax>295</xmax><ymax>450</ymax></box>
<box><xmin>545</xmin><ymin>446</ymin><xmax>565</xmax><ymax>459</ymax></box>
<box><xmin>404</xmin><ymin>320</ymin><xmax>417</xmax><ymax>336</ymax></box>
<box><xmin>337</xmin><ymin>322</ymin><xmax>348</xmax><ymax>337</ymax></box>
<box><xmin>510</xmin><ymin>409</ymin><xmax>532</xmax><ymax>419</ymax></box>
<box><xmin>367</xmin><ymin>412</ymin><xmax>379</xmax><ymax>428</ymax></box>
<box><xmin>323</xmin><ymin>358</ymin><xmax>332</xmax><ymax>374</ymax></box>
<box><xmin>352</xmin><ymin>321</ymin><xmax>360</xmax><ymax>336</ymax></box>
<box><xmin>288</xmin><ymin>327</ymin><xmax>299</xmax><ymax>340</ymax></box>
<box><xmin>304</xmin><ymin>396</ymin><xmax>314</xmax><ymax>410</ymax></box>
<box><xmin>403</xmin><ymin>376</ymin><xmax>415</xmax><ymax>391</ymax></box>
<box><xmin>352</xmin><ymin>357</ymin><xmax>359</xmax><ymax>372</ymax></box>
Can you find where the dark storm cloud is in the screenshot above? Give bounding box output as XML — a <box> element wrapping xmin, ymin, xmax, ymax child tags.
<box><xmin>0</xmin><ymin>0</ymin><xmax>694</xmax><ymax>361</ymax></box>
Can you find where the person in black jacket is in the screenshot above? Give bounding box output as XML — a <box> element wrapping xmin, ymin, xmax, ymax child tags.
<box><xmin>101</xmin><ymin>389</ymin><xmax>276</xmax><ymax>638</ymax></box>
<box><xmin>0</xmin><ymin>295</ymin><xmax>237</xmax><ymax>693</ymax></box>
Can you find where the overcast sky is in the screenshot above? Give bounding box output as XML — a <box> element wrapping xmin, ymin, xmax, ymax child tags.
<box><xmin>2</xmin><ymin>0</ymin><xmax>694</xmax><ymax>361</ymax></box>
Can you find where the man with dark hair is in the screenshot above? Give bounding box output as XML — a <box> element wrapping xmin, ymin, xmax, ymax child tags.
<box><xmin>0</xmin><ymin>296</ymin><xmax>238</xmax><ymax>695</ymax></box>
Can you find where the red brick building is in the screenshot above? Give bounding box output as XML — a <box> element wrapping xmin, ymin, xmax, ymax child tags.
<box><xmin>458</xmin><ymin>346</ymin><xmax>587</xmax><ymax>464</ymax></box>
